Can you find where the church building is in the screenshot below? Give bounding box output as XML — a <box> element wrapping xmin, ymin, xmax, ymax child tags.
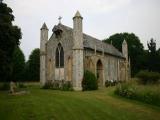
<box><xmin>40</xmin><ymin>11</ymin><xmax>130</xmax><ymax>90</ymax></box>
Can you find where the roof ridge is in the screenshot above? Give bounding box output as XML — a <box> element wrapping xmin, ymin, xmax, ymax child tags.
<box><xmin>53</xmin><ymin>24</ymin><xmax>123</xmax><ymax>58</ymax></box>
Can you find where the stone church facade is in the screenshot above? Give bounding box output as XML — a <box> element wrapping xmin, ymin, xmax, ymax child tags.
<box><xmin>40</xmin><ymin>11</ymin><xmax>130</xmax><ymax>90</ymax></box>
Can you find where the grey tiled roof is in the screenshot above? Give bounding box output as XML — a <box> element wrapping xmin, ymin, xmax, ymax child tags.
<box><xmin>83</xmin><ymin>34</ymin><xmax>124</xmax><ymax>58</ymax></box>
<box><xmin>57</xmin><ymin>24</ymin><xmax>124</xmax><ymax>58</ymax></box>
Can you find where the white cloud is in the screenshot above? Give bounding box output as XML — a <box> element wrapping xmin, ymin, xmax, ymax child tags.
<box><xmin>7</xmin><ymin>0</ymin><xmax>131</xmax><ymax>15</ymax></box>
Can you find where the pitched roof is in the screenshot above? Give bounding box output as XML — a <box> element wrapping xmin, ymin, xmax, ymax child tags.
<box><xmin>83</xmin><ymin>34</ymin><xmax>124</xmax><ymax>58</ymax></box>
<box><xmin>54</xmin><ymin>24</ymin><xmax>124</xmax><ymax>58</ymax></box>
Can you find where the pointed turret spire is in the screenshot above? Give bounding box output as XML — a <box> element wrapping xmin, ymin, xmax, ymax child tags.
<box><xmin>73</xmin><ymin>10</ymin><xmax>83</xmax><ymax>49</ymax></box>
<box><xmin>41</xmin><ymin>22</ymin><xmax>48</xmax><ymax>30</ymax></box>
<box><xmin>123</xmin><ymin>39</ymin><xmax>127</xmax><ymax>44</ymax></box>
<box><xmin>73</xmin><ymin>11</ymin><xmax>83</xmax><ymax>19</ymax></box>
<box><xmin>122</xmin><ymin>39</ymin><xmax>128</xmax><ymax>60</ymax></box>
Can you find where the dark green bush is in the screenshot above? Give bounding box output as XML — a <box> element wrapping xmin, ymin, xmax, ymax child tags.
<box><xmin>61</xmin><ymin>81</ymin><xmax>73</xmax><ymax>91</ymax></box>
<box><xmin>42</xmin><ymin>81</ymin><xmax>59</xmax><ymax>90</ymax></box>
<box><xmin>17</xmin><ymin>82</ymin><xmax>27</xmax><ymax>88</ymax></box>
<box><xmin>52</xmin><ymin>82</ymin><xmax>60</xmax><ymax>90</ymax></box>
<box><xmin>136</xmin><ymin>70</ymin><xmax>160</xmax><ymax>84</ymax></box>
<box><xmin>82</xmin><ymin>70</ymin><xmax>98</xmax><ymax>91</ymax></box>
<box><xmin>0</xmin><ymin>82</ymin><xmax>10</xmax><ymax>91</ymax></box>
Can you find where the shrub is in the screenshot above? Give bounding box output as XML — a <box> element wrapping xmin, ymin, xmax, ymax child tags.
<box><xmin>42</xmin><ymin>81</ymin><xmax>59</xmax><ymax>90</ymax></box>
<box><xmin>42</xmin><ymin>80</ymin><xmax>73</xmax><ymax>91</ymax></box>
<box><xmin>115</xmin><ymin>83</ymin><xmax>137</xmax><ymax>99</ymax></box>
<box><xmin>82</xmin><ymin>70</ymin><xmax>98</xmax><ymax>91</ymax></box>
<box><xmin>105</xmin><ymin>80</ymin><xmax>118</xmax><ymax>87</ymax></box>
<box><xmin>17</xmin><ymin>82</ymin><xmax>27</xmax><ymax>88</ymax></box>
<box><xmin>136</xmin><ymin>70</ymin><xmax>160</xmax><ymax>84</ymax></box>
<box><xmin>115</xmin><ymin>83</ymin><xmax>160</xmax><ymax>107</ymax></box>
<box><xmin>61</xmin><ymin>81</ymin><xmax>73</xmax><ymax>91</ymax></box>
<box><xmin>52</xmin><ymin>81</ymin><xmax>60</xmax><ymax>90</ymax></box>
<box><xmin>0</xmin><ymin>82</ymin><xmax>10</xmax><ymax>91</ymax></box>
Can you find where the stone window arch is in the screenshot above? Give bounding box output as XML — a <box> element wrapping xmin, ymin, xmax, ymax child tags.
<box><xmin>96</xmin><ymin>59</ymin><xmax>103</xmax><ymax>86</ymax></box>
<box><xmin>55</xmin><ymin>43</ymin><xmax>64</xmax><ymax>68</ymax></box>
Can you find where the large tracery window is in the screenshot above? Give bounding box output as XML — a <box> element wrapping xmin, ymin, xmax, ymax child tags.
<box><xmin>55</xmin><ymin>43</ymin><xmax>64</xmax><ymax>68</ymax></box>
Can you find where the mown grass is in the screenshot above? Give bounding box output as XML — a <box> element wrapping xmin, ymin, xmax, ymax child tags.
<box><xmin>0</xmin><ymin>84</ymin><xmax>160</xmax><ymax>120</ymax></box>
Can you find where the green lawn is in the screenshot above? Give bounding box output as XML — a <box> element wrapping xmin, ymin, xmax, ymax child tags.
<box><xmin>0</xmin><ymin>85</ymin><xmax>160</xmax><ymax>120</ymax></box>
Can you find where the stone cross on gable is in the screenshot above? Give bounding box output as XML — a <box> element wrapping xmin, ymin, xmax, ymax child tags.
<box><xmin>58</xmin><ymin>16</ymin><xmax>62</xmax><ymax>24</ymax></box>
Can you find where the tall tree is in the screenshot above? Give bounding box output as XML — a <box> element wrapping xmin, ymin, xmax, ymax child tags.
<box><xmin>26</xmin><ymin>48</ymin><xmax>40</xmax><ymax>81</ymax></box>
<box><xmin>12</xmin><ymin>46</ymin><xmax>25</xmax><ymax>81</ymax></box>
<box><xmin>147</xmin><ymin>38</ymin><xmax>156</xmax><ymax>53</ymax></box>
<box><xmin>103</xmin><ymin>33</ymin><xmax>144</xmax><ymax>76</ymax></box>
<box><xmin>0</xmin><ymin>1</ymin><xmax>21</xmax><ymax>81</ymax></box>
<box><xmin>147</xmin><ymin>38</ymin><xmax>160</xmax><ymax>72</ymax></box>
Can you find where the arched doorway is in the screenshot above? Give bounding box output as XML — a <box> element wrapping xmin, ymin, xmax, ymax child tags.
<box><xmin>96</xmin><ymin>59</ymin><xmax>103</xmax><ymax>86</ymax></box>
<box><xmin>55</xmin><ymin>43</ymin><xmax>64</xmax><ymax>80</ymax></box>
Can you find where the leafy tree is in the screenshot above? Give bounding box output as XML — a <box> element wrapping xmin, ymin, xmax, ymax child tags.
<box><xmin>0</xmin><ymin>1</ymin><xmax>21</xmax><ymax>81</ymax></box>
<box><xmin>147</xmin><ymin>38</ymin><xmax>156</xmax><ymax>53</ymax></box>
<box><xmin>147</xmin><ymin>38</ymin><xmax>160</xmax><ymax>72</ymax></box>
<box><xmin>158</xmin><ymin>48</ymin><xmax>160</xmax><ymax>53</ymax></box>
<box><xmin>12</xmin><ymin>46</ymin><xmax>25</xmax><ymax>81</ymax></box>
<box><xmin>103</xmin><ymin>33</ymin><xmax>144</xmax><ymax>76</ymax></box>
<box><xmin>25</xmin><ymin>48</ymin><xmax>40</xmax><ymax>81</ymax></box>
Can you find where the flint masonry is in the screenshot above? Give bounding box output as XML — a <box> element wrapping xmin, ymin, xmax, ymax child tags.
<box><xmin>40</xmin><ymin>11</ymin><xmax>130</xmax><ymax>91</ymax></box>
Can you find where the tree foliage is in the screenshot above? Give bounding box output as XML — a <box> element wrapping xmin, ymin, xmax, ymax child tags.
<box><xmin>103</xmin><ymin>33</ymin><xmax>144</xmax><ymax>76</ymax></box>
<box><xmin>136</xmin><ymin>70</ymin><xmax>160</xmax><ymax>84</ymax></box>
<box><xmin>12</xmin><ymin>46</ymin><xmax>25</xmax><ymax>81</ymax></box>
<box><xmin>147</xmin><ymin>38</ymin><xmax>156</xmax><ymax>53</ymax></box>
<box><xmin>147</xmin><ymin>38</ymin><xmax>160</xmax><ymax>72</ymax></box>
<box><xmin>25</xmin><ymin>48</ymin><xmax>40</xmax><ymax>81</ymax></box>
<box><xmin>0</xmin><ymin>1</ymin><xmax>21</xmax><ymax>81</ymax></box>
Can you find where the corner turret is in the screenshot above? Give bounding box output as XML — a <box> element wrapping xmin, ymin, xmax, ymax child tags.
<box><xmin>122</xmin><ymin>39</ymin><xmax>130</xmax><ymax>80</ymax></box>
<box><xmin>40</xmin><ymin>22</ymin><xmax>48</xmax><ymax>86</ymax></box>
<box><xmin>122</xmin><ymin>39</ymin><xmax>128</xmax><ymax>61</ymax></box>
<box><xmin>72</xmin><ymin>11</ymin><xmax>84</xmax><ymax>90</ymax></box>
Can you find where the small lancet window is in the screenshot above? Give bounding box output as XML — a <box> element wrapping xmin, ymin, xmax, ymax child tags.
<box><xmin>55</xmin><ymin>43</ymin><xmax>64</xmax><ymax>68</ymax></box>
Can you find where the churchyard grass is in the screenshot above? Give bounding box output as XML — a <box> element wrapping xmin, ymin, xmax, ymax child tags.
<box><xmin>115</xmin><ymin>82</ymin><xmax>160</xmax><ymax>107</ymax></box>
<box><xmin>0</xmin><ymin>84</ymin><xmax>160</xmax><ymax>120</ymax></box>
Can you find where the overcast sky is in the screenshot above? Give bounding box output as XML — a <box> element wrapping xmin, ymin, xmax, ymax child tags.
<box><xmin>5</xmin><ymin>0</ymin><xmax>160</xmax><ymax>60</ymax></box>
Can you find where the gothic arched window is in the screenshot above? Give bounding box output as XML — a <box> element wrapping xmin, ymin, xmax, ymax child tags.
<box><xmin>55</xmin><ymin>43</ymin><xmax>64</xmax><ymax>68</ymax></box>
